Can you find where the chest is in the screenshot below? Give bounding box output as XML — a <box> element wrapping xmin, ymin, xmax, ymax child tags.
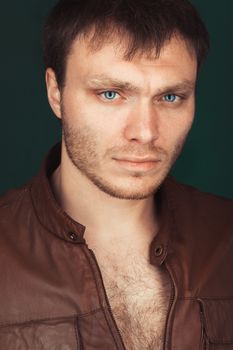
<box><xmin>98</xmin><ymin>256</ymin><xmax>171</xmax><ymax>350</ymax></box>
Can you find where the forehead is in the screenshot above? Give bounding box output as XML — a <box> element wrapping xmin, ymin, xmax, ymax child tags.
<box><xmin>66</xmin><ymin>35</ymin><xmax>197</xmax><ymax>86</ymax></box>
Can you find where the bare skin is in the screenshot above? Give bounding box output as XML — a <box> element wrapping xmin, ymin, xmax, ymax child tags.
<box><xmin>46</xmin><ymin>33</ymin><xmax>197</xmax><ymax>348</ymax></box>
<box><xmin>93</xmin><ymin>245</ymin><xmax>171</xmax><ymax>349</ymax></box>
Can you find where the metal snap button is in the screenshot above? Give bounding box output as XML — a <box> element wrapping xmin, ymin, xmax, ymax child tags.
<box><xmin>68</xmin><ymin>232</ymin><xmax>78</xmax><ymax>241</ymax></box>
<box><xmin>154</xmin><ymin>245</ymin><xmax>164</xmax><ymax>257</ymax></box>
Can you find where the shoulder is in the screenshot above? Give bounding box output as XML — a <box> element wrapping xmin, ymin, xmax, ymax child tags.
<box><xmin>165</xmin><ymin>179</ymin><xmax>233</xmax><ymax>299</ymax></box>
<box><xmin>0</xmin><ymin>182</ymin><xmax>34</xmax><ymax>233</ymax></box>
<box><xmin>166</xmin><ymin>176</ymin><xmax>233</xmax><ymax>222</ymax></box>
<box><xmin>0</xmin><ymin>182</ymin><xmax>32</xmax><ymax>211</ymax></box>
<box><xmin>164</xmin><ymin>176</ymin><xmax>233</xmax><ymax>256</ymax></box>
<box><xmin>0</xmin><ymin>184</ymin><xmax>30</xmax><ymax>207</ymax></box>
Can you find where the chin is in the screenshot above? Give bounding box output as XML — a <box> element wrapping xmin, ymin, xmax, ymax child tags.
<box><xmin>92</xmin><ymin>176</ymin><xmax>164</xmax><ymax>200</ymax></box>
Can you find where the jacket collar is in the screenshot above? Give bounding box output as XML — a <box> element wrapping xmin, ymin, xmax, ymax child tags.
<box><xmin>30</xmin><ymin>143</ymin><xmax>85</xmax><ymax>243</ymax></box>
<box><xmin>30</xmin><ymin>142</ymin><xmax>176</xmax><ymax>263</ymax></box>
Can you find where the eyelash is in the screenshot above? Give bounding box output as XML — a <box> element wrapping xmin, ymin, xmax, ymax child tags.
<box><xmin>98</xmin><ymin>90</ymin><xmax>120</xmax><ymax>101</ymax></box>
<box><xmin>162</xmin><ymin>94</ymin><xmax>181</xmax><ymax>103</ymax></box>
<box><xmin>98</xmin><ymin>90</ymin><xmax>185</xmax><ymax>103</ymax></box>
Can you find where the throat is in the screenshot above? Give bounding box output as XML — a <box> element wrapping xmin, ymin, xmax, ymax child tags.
<box><xmin>84</xmin><ymin>208</ymin><xmax>160</xmax><ymax>262</ymax></box>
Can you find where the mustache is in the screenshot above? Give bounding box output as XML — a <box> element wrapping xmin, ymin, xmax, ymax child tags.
<box><xmin>106</xmin><ymin>145</ymin><xmax>167</xmax><ymax>158</ymax></box>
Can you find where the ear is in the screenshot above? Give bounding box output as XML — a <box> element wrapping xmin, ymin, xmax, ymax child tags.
<box><xmin>45</xmin><ymin>68</ymin><xmax>62</xmax><ymax>119</ymax></box>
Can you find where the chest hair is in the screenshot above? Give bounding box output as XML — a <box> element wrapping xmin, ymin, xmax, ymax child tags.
<box><xmin>98</xmin><ymin>254</ymin><xmax>171</xmax><ymax>350</ymax></box>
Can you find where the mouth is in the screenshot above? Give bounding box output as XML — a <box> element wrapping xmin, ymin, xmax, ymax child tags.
<box><xmin>113</xmin><ymin>157</ymin><xmax>161</xmax><ymax>172</ymax></box>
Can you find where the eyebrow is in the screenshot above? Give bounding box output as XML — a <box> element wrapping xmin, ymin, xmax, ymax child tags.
<box><xmin>157</xmin><ymin>81</ymin><xmax>196</xmax><ymax>95</ymax></box>
<box><xmin>86</xmin><ymin>75</ymin><xmax>196</xmax><ymax>95</ymax></box>
<box><xmin>86</xmin><ymin>76</ymin><xmax>140</xmax><ymax>93</ymax></box>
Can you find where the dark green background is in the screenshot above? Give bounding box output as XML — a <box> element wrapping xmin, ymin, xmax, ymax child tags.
<box><xmin>1</xmin><ymin>1</ymin><xmax>233</xmax><ymax>198</ymax></box>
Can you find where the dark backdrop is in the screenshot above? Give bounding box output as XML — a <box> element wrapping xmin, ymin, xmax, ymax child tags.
<box><xmin>1</xmin><ymin>1</ymin><xmax>233</xmax><ymax>198</ymax></box>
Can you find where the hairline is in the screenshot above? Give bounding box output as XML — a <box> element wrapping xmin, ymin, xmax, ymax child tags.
<box><xmin>60</xmin><ymin>29</ymin><xmax>197</xmax><ymax>90</ymax></box>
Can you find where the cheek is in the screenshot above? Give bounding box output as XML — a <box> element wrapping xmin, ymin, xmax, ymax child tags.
<box><xmin>63</xmin><ymin>95</ymin><xmax>123</xmax><ymax>134</ymax></box>
<box><xmin>172</xmin><ymin>120</ymin><xmax>193</xmax><ymax>147</ymax></box>
<box><xmin>173</xmin><ymin>101</ymin><xmax>195</xmax><ymax>132</ymax></box>
<box><xmin>161</xmin><ymin>110</ymin><xmax>194</xmax><ymax>152</ymax></box>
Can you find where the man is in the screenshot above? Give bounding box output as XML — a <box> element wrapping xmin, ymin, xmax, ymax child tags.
<box><xmin>1</xmin><ymin>0</ymin><xmax>233</xmax><ymax>349</ymax></box>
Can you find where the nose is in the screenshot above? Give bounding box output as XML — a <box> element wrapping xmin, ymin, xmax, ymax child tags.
<box><xmin>123</xmin><ymin>101</ymin><xmax>160</xmax><ymax>144</ymax></box>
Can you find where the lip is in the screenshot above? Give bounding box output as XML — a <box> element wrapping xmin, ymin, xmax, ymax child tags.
<box><xmin>114</xmin><ymin>157</ymin><xmax>161</xmax><ymax>171</ymax></box>
<box><xmin>114</xmin><ymin>157</ymin><xmax>160</xmax><ymax>162</ymax></box>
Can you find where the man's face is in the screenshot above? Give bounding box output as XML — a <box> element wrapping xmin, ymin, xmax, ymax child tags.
<box><xmin>52</xmin><ymin>35</ymin><xmax>197</xmax><ymax>200</ymax></box>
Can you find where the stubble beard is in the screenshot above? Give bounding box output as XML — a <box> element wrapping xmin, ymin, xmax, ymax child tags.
<box><xmin>62</xmin><ymin>117</ymin><xmax>187</xmax><ymax>200</ymax></box>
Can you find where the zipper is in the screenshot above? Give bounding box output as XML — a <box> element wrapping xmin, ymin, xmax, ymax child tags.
<box><xmin>88</xmin><ymin>248</ymin><xmax>126</xmax><ymax>350</ymax></box>
<box><xmin>163</xmin><ymin>262</ymin><xmax>177</xmax><ymax>350</ymax></box>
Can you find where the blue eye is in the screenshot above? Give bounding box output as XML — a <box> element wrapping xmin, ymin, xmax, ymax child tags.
<box><xmin>164</xmin><ymin>94</ymin><xmax>177</xmax><ymax>102</ymax></box>
<box><xmin>102</xmin><ymin>91</ymin><xmax>118</xmax><ymax>100</ymax></box>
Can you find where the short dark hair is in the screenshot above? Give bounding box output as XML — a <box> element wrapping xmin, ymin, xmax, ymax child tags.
<box><xmin>43</xmin><ymin>0</ymin><xmax>210</xmax><ymax>89</ymax></box>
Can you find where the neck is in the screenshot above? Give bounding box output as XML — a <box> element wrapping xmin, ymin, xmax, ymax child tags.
<box><xmin>51</xmin><ymin>147</ymin><xmax>161</xmax><ymax>253</ymax></box>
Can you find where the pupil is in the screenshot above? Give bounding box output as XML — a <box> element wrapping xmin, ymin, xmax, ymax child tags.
<box><xmin>106</xmin><ymin>91</ymin><xmax>115</xmax><ymax>99</ymax></box>
<box><xmin>166</xmin><ymin>94</ymin><xmax>175</xmax><ymax>102</ymax></box>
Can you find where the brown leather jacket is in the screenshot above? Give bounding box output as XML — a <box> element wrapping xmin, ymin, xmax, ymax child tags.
<box><xmin>1</xmin><ymin>143</ymin><xmax>233</xmax><ymax>350</ymax></box>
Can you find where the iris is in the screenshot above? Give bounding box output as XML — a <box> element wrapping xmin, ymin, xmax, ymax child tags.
<box><xmin>103</xmin><ymin>91</ymin><xmax>117</xmax><ymax>100</ymax></box>
<box><xmin>164</xmin><ymin>94</ymin><xmax>177</xmax><ymax>102</ymax></box>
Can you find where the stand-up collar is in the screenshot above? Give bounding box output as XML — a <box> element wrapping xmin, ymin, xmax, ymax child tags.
<box><xmin>30</xmin><ymin>142</ymin><xmax>176</xmax><ymax>256</ymax></box>
<box><xmin>30</xmin><ymin>142</ymin><xmax>85</xmax><ymax>243</ymax></box>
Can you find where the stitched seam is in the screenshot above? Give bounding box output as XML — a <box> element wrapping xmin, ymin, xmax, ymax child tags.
<box><xmin>163</xmin><ymin>180</ymin><xmax>181</xmax><ymax>350</ymax></box>
<box><xmin>176</xmin><ymin>297</ymin><xmax>233</xmax><ymax>301</ymax></box>
<box><xmin>35</xmin><ymin>174</ymin><xmax>84</xmax><ymax>234</ymax></box>
<box><xmin>0</xmin><ymin>187</ymin><xmax>28</xmax><ymax>209</ymax></box>
<box><xmin>164</xmin><ymin>262</ymin><xmax>177</xmax><ymax>350</ymax></box>
<box><xmin>198</xmin><ymin>298</ymin><xmax>233</xmax><ymax>344</ymax></box>
<box><xmin>197</xmin><ymin>297</ymin><xmax>233</xmax><ymax>301</ymax></box>
<box><xmin>74</xmin><ymin>317</ymin><xmax>80</xmax><ymax>350</ymax></box>
<box><xmin>0</xmin><ymin>308</ymin><xmax>103</xmax><ymax>329</ymax></box>
<box><xmin>81</xmin><ymin>246</ymin><xmax>121</xmax><ymax>348</ymax></box>
<box><xmin>29</xmin><ymin>182</ymin><xmax>84</xmax><ymax>244</ymax></box>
